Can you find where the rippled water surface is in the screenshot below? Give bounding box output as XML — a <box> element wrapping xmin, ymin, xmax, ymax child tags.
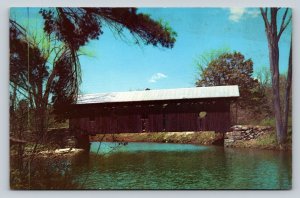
<box><xmin>69</xmin><ymin>142</ymin><xmax>292</xmax><ymax>189</ymax></box>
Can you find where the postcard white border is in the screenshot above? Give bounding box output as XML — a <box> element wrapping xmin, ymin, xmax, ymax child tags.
<box><xmin>1</xmin><ymin>0</ymin><xmax>299</xmax><ymax>197</ymax></box>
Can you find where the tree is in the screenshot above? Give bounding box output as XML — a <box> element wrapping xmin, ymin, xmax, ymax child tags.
<box><xmin>260</xmin><ymin>8</ymin><xmax>292</xmax><ymax>146</ymax></box>
<box><xmin>195</xmin><ymin>52</ymin><xmax>267</xmax><ymax>112</ymax></box>
<box><xmin>10</xmin><ymin>20</ymin><xmax>80</xmax><ymax>166</ymax></box>
<box><xmin>38</xmin><ymin>8</ymin><xmax>177</xmax><ymax>114</ymax></box>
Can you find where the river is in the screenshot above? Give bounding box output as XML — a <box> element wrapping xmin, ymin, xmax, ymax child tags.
<box><xmin>64</xmin><ymin>142</ymin><xmax>291</xmax><ymax>190</ymax></box>
<box><xmin>22</xmin><ymin>142</ymin><xmax>292</xmax><ymax>189</ymax></box>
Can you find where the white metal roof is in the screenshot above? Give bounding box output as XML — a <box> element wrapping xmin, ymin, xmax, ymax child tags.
<box><xmin>77</xmin><ymin>85</ymin><xmax>239</xmax><ymax>104</ymax></box>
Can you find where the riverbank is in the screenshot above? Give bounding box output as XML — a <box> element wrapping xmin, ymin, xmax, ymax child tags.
<box><xmin>90</xmin><ymin>131</ymin><xmax>220</xmax><ymax>145</ymax></box>
<box><xmin>225</xmin><ymin>131</ymin><xmax>292</xmax><ymax>150</ymax></box>
<box><xmin>38</xmin><ymin>148</ymin><xmax>85</xmax><ymax>157</ymax></box>
<box><xmin>224</xmin><ymin>125</ymin><xmax>292</xmax><ymax>151</ymax></box>
<box><xmin>89</xmin><ymin>128</ymin><xmax>291</xmax><ymax>151</ymax></box>
<box><xmin>10</xmin><ymin>144</ymin><xmax>85</xmax><ymax>161</ymax></box>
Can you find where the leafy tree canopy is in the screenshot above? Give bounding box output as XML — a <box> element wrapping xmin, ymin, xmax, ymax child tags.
<box><xmin>195</xmin><ymin>51</ymin><xmax>266</xmax><ymax>110</ymax></box>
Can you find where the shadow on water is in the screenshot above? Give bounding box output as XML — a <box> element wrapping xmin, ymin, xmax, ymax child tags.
<box><xmin>72</xmin><ymin>142</ymin><xmax>292</xmax><ymax>190</ymax></box>
<box><xmin>11</xmin><ymin>150</ymin><xmax>90</xmax><ymax>189</ymax></box>
<box><xmin>11</xmin><ymin>142</ymin><xmax>292</xmax><ymax>189</ymax></box>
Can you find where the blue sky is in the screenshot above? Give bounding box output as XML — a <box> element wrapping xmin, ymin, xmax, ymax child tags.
<box><xmin>10</xmin><ymin>8</ymin><xmax>292</xmax><ymax>94</ymax></box>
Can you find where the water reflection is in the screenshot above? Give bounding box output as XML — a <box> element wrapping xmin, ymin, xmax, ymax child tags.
<box><xmin>73</xmin><ymin>142</ymin><xmax>292</xmax><ymax>189</ymax></box>
<box><xmin>222</xmin><ymin>148</ymin><xmax>292</xmax><ymax>189</ymax></box>
<box><xmin>14</xmin><ymin>142</ymin><xmax>292</xmax><ymax>189</ymax></box>
<box><xmin>90</xmin><ymin>142</ymin><xmax>211</xmax><ymax>154</ymax></box>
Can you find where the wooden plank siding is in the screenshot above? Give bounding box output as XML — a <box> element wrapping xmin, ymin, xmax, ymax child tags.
<box><xmin>69</xmin><ymin>99</ymin><xmax>233</xmax><ymax>135</ymax></box>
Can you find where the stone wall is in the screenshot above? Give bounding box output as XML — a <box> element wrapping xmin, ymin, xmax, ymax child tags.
<box><xmin>224</xmin><ymin>125</ymin><xmax>272</xmax><ymax>147</ymax></box>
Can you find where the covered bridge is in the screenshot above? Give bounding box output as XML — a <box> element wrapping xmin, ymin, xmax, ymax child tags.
<box><xmin>69</xmin><ymin>85</ymin><xmax>239</xmax><ymax>136</ymax></box>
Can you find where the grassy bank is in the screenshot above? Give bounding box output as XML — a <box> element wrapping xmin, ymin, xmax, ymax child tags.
<box><xmin>228</xmin><ymin>132</ymin><xmax>292</xmax><ymax>150</ymax></box>
<box><xmin>90</xmin><ymin>131</ymin><xmax>219</xmax><ymax>145</ymax></box>
<box><xmin>227</xmin><ymin>116</ymin><xmax>292</xmax><ymax>150</ymax></box>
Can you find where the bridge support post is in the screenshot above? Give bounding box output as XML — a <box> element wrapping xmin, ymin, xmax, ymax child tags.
<box><xmin>75</xmin><ymin>134</ymin><xmax>90</xmax><ymax>151</ymax></box>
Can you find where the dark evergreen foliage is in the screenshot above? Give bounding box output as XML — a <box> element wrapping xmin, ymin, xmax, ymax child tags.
<box><xmin>40</xmin><ymin>8</ymin><xmax>177</xmax><ymax>50</ymax></box>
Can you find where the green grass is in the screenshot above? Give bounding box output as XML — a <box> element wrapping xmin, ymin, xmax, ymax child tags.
<box><xmin>259</xmin><ymin>116</ymin><xmax>292</xmax><ymax>128</ymax></box>
<box><xmin>256</xmin><ymin>132</ymin><xmax>277</xmax><ymax>147</ymax></box>
<box><xmin>257</xmin><ymin>116</ymin><xmax>292</xmax><ymax>149</ymax></box>
<box><xmin>259</xmin><ymin>118</ymin><xmax>276</xmax><ymax>126</ymax></box>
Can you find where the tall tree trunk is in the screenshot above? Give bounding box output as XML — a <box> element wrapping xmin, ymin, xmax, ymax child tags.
<box><xmin>261</xmin><ymin>8</ymin><xmax>292</xmax><ymax>146</ymax></box>
<box><xmin>268</xmin><ymin>40</ymin><xmax>284</xmax><ymax>145</ymax></box>
<box><xmin>266</xmin><ymin>9</ymin><xmax>285</xmax><ymax>145</ymax></box>
<box><xmin>282</xmin><ymin>39</ymin><xmax>292</xmax><ymax>140</ymax></box>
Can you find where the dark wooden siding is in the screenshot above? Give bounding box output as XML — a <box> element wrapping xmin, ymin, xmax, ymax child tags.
<box><xmin>69</xmin><ymin>99</ymin><xmax>233</xmax><ymax>135</ymax></box>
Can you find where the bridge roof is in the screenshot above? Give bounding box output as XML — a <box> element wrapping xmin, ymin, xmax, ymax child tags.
<box><xmin>77</xmin><ymin>85</ymin><xmax>239</xmax><ymax>105</ymax></box>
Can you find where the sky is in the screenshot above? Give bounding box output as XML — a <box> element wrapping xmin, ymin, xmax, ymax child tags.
<box><xmin>10</xmin><ymin>8</ymin><xmax>292</xmax><ymax>94</ymax></box>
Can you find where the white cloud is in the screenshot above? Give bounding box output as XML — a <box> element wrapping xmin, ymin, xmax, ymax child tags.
<box><xmin>247</xmin><ymin>9</ymin><xmax>260</xmax><ymax>18</ymax></box>
<box><xmin>229</xmin><ymin>8</ymin><xmax>246</xmax><ymax>22</ymax></box>
<box><xmin>148</xmin><ymin>72</ymin><xmax>167</xmax><ymax>83</ymax></box>
<box><xmin>228</xmin><ymin>8</ymin><xmax>260</xmax><ymax>22</ymax></box>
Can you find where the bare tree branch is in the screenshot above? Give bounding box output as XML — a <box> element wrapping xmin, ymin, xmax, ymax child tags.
<box><xmin>260</xmin><ymin>8</ymin><xmax>270</xmax><ymax>30</ymax></box>
<box><xmin>278</xmin><ymin>9</ymin><xmax>292</xmax><ymax>40</ymax></box>
<box><xmin>280</xmin><ymin>8</ymin><xmax>289</xmax><ymax>32</ymax></box>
